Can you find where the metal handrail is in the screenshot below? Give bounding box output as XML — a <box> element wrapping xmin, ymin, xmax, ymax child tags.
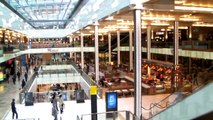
<box><xmin>142</xmin><ymin>79</ymin><xmax>213</xmax><ymax>119</ymax></box>
<box><xmin>141</xmin><ymin>82</ymin><xmax>189</xmax><ymax>111</ymax></box>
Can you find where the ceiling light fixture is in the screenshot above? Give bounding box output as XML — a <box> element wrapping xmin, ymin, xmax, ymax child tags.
<box><xmin>175</xmin><ymin>6</ymin><xmax>213</xmax><ymax>12</ymax></box>
<box><xmin>142</xmin><ymin>16</ymin><xmax>175</xmax><ymax>21</ymax></box>
<box><xmin>192</xmin><ymin>23</ymin><xmax>213</xmax><ymax>27</ymax></box>
<box><xmin>105</xmin><ymin>16</ymin><xmax>114</xmax><ymax>20</ymax></box>
<box><xmin>179</xmin><ymin>18</ymin><xmax>199</xmax><ymax>21</ymax></box>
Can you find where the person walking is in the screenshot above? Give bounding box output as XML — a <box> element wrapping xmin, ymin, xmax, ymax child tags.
<box><xmin>17</xmin><ymin>71</ymin><xmax>21</xmax><ymax>81</ymax></box>
<box><xmin>26</xmin><ymin>64</ymin><xmax>29</xmax><ymax>74</ymax></box>
<box><xmin>11</xmin><ymin>99</ymin><xmax>18</xmax><ymax>119</ymax></box>
<box><xmin>12</xmin><ymin>74</ymin><xmax>16</xmax><ymax>85</ymax></box>
<box><xmin>51</xmin><ymin>92</ymin><xmax>58</xmax><ymax>120</ymax></box>
<box><xmin>6</xmin><ymin>72</ymin><xmax>10</xmax><ymax>83</ymax></box>
<box><xmin>192</xmin><ymin>73</ymin><xmax>198</xmax><ymax>85</ymax></box>
<box><xmin>58</xmin><ymin>94</ymin><xmax>64</xmax><ymax>114</ymax></box>
<box><xmin>24</xmin><ymin>72</ymin><xmax>28</xmax><ymax>82</ymax></box>
<box><xmin>21</xmin><ymin>79</ymin><xmax>26</xmax><ymax>89</ymax></box>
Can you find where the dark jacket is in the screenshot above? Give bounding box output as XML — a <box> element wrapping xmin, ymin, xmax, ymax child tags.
<box><xmin>11</xmin><ymin>101</ymin><xmax>16</xmax><ymax>112</ymax></box>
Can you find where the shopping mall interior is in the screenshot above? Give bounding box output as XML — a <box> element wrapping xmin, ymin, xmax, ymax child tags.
<box><xmin>0</xmin><ymin>0</ymin><xmax>213</xmax><ymax>120</ymax></box>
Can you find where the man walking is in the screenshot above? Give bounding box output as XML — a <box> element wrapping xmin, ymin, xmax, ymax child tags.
<box><xmin>11</xmin><ymin>99</ymin><xmax>18</xmax><ymax>119</ymax></box>
<box><xmin>17</xmin><ymin>71</ymin><xmax>21</xmax><ymax>81</ymax></box>
<box><xmin>24</xmin><ymin>72</ymin><xmax>28</xmax><ymax>82</ymax></box>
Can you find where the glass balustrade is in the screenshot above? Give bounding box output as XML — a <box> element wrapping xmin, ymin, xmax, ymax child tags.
<box><xmin>78</xmin><ymin>110</ymin><xmax>139</xmax><ymax>120</ymax></box>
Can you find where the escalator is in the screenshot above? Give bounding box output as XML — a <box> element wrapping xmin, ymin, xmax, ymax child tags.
<box><xmin>142</xmin><ymin>80</ymin><xmax>213</xmax><ymax>120</ymax></box>
<box><xmin>99</xmin><ymin>33</ymin><xmax>129</xmax><ymax>53</ymax></box>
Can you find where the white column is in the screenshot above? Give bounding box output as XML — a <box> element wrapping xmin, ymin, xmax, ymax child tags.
<box><xmin>117</xmin><ymin>30</ymin><xmax>120</xmax><ymax>67</ymax></box>
<box><xmin>174</xmin><ymin>21</ymin><xmax>179</xmax><ymax>66</ymax></box>
<box><xmin>173</xmin><ymin>21</ymin><xmax>179</xmax><ymax>92</ymax></box>
<box><xmin>94</xmin><ymin>22</ymin><xmax>99</xmax><ymax>83</ymax></box>
<box><xmin>188</xmin><ymin>26</ymin><xmax>192</xmax><ymax>40</ymax></box>
<box><xmin>28</xmin><ymin>39</ymin><xmax>31</xmax><ymax>59</ymax></box>
<box><xmin>165</xmin><ymin>27</ymin><xmax>168</xmax><ymax>40</ymax></box>
<box><xmin>129</xmin><ymin>29</ymin><xmax>133</xmax><ymax>71</ymax></box>
<box><xmin>69</xmin><ymin>36</ymin><xmax>73</xmax><ymax>59</ymax></box>
<box><xmin>81</xmin><ymin>33</ymin><xmax>84</xmax><ymax>69</ymax></box>
<box><xmin>74</xmin><ymin>53</ymin><xmax>77</xmax><ymax>62</ymax></box>
<box><xmin>133</xmin><ymin>6</ymin><xmax>142</xmax><ymax>119</ymax></box>
<box><xmin>108</xmin><ymin>32</ymin><xmax>111</xmax><ymax>64</ymax></box>
<box><xmin>147</xmin><ymin>24</ymin><xmax>151</xmax><ymax>75</ymax></box>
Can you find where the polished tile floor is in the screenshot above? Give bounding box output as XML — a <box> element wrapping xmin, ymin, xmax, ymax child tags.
<box><xmin>0</xmin><ymin>67</ymin><xmax>34</xmax><ymax>120</ymax></box>
<box><xmin>3</xmin><ymin>95</ymin><xmax>171</xmax><ymax>120</ymax></box>
<box><xmin>0</xmin><ymin>65</ymin><xmax>171</xmax><ymax>120</ymax></box>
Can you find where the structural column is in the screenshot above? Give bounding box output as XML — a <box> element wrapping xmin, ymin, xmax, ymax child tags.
<box><xmin>28</xmin><ymin>38</ymin><xmax>31</xmax><ymax>59</ymax></box>
<box><xmin>147</xmin><ymin>24</ymin><xmax>151</xmax><ymax>75</ymax></box>
<box><xmin>188</xmin><ymin>26</ymin><xmax>192</xmax><ymax>41</ymax></box>
<box><xmin>188</xmin><ymin>25</ymin><xmax>192</xmax><ymax>73</ymax></box>
<box><xmin>108</xmin><ymin>32</ymin><xmax>111</xmax><ymax>64</ymax></box>
<box><xmin>133</xmin><ymin>7</ymin><xmax>142</xmax><ymax>120</ymax></box>
<box><xmin>81</xmin><ymin>33</ymin><xmax>84</xmax><ymax>70</ymax></box>
<box><xmin>117</xmin><ymin>30</ymin><xmax>120</xmax><ymax>67</ymax></box>
<box><xmin>174</xmin><ymin>21</ymin><xmax>179</xmax><ymax>68</ymax></box>
<box><xmin>165</xmin><ymin>27</ymin><xmax>168</xmax><ymax>61</ymax></box>
<box><xmin>94</xmin><ymin>22</ymin><xmax>99</xmax><ymax>83</ymax></box>
<box><xmin>129</xmin><ymin>29</ymin><xmax>133</xmax><ymax>71</ymax></box>
<box><xmin>69</xmin><ymin>35</ymin><xmax>73</xmax><ymax>59</ymax></box>
<box><xmin>173</xmin><ymin>20</ymin><xmax>179</xmax><ymax>92</ymax></box>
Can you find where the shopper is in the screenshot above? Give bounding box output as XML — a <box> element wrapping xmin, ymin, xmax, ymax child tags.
<box><xmin>12</xmin><ymin>74</ymin><xmax>16</xmax><ymax>85</ymax></box>
<box><xmin>6</xmin><ymin>72</ymin><xmax>10</xmax><ymax>83</ymax></box>
<box><xmin>16</xmin><ymin>71</ymin><xmax>21</xmax><ymax>81</ymax></box>
<box><xmin>11</xmin><ymin>99</ymin><xmax>18</xmax><ymax>119</ymax></box>
<box><xmin>58</xmin><ymin>94</ymin><xmax>64</xmax><ymax>114</ymax></box>
<box><xmin>192</xmin><ymin>73</ymin><xmax>198</xmax><ymax>85</ymax></box>
<box><xmin>26</xmin><ymin>63</ymin><xmax>29</xmax><ymax>73</ymax></box>
<box><xmin>21</xmin><ymin>79</ymin><xmax>26</xmax><ymax>89</ymax></box>
<box><xmin>51</xmin><ymin>92</ymin><xmax>58</xmax><ymax>111</ymax></box>
<box><xmin>24</xmin><ymin>72</ymin><xmax>28</xmax><ymax>82</ymax></box>
<box><xmin>51</xmin><ymin>92</ymin><xmax>58</xmax><ymax>120</ymax></box>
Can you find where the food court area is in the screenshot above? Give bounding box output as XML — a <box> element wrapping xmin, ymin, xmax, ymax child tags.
<box><xmin>86</xmin><ymin>57</ymin><xmax>203</xmax><ymax>98</ymax></box>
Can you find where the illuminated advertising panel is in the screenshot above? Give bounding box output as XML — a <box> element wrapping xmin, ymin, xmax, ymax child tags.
<box><xmin>0</xmin><ymin>72</ymin><xmax>3</xmax><ymax>81</ymax></box>
<box><xmin>106</xmin><ymin>92</ymin><xmax>118</xmax><ymax>111</ymax></box>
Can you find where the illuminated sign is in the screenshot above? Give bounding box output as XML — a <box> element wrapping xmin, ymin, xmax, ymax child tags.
<box><xmin>0</xmin><ymin>72</ymin><xmax>3</xmax><ymax>81</ymax></box>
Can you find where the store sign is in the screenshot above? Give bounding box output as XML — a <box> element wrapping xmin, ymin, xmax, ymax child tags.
<box><xmin>47</xmin><ymin>48</ymin><xmax>59</xmax><ymax>53</ymax></box>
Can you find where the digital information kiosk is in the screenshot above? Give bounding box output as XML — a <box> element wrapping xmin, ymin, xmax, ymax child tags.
<box><xmin>105</xmin><ymin>92</ymin><xmax>118</xmax><ymax>118</ymax></box>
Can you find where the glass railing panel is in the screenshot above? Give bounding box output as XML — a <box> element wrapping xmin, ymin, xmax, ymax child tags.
<box><xmin>150</xmin><ymin>81</ymin><xmax>213</xmax><ymax>120</ymax></box>
<box><xmin>19</xmin><ymin>73</ymin><xmax>37</xmax><ymax>103</ymax></box>
<box><xmin>79</xmin><ymin>110</ymin><xmax>139</xmax><ymax>120</ymax></box>
<box><xmin>141</xmin><ymin>77</ymin><xmax>213</xmax><ymax>119</ymax></box>
<box><xmin>33</xmin><ymin>90</ymin><xmax>78</xmax><ymax>103</ymax></box>
<box><xmin>70</xmin><ymin>61</ymin><xmax>103</xmax><ymax>98</ymax></box>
